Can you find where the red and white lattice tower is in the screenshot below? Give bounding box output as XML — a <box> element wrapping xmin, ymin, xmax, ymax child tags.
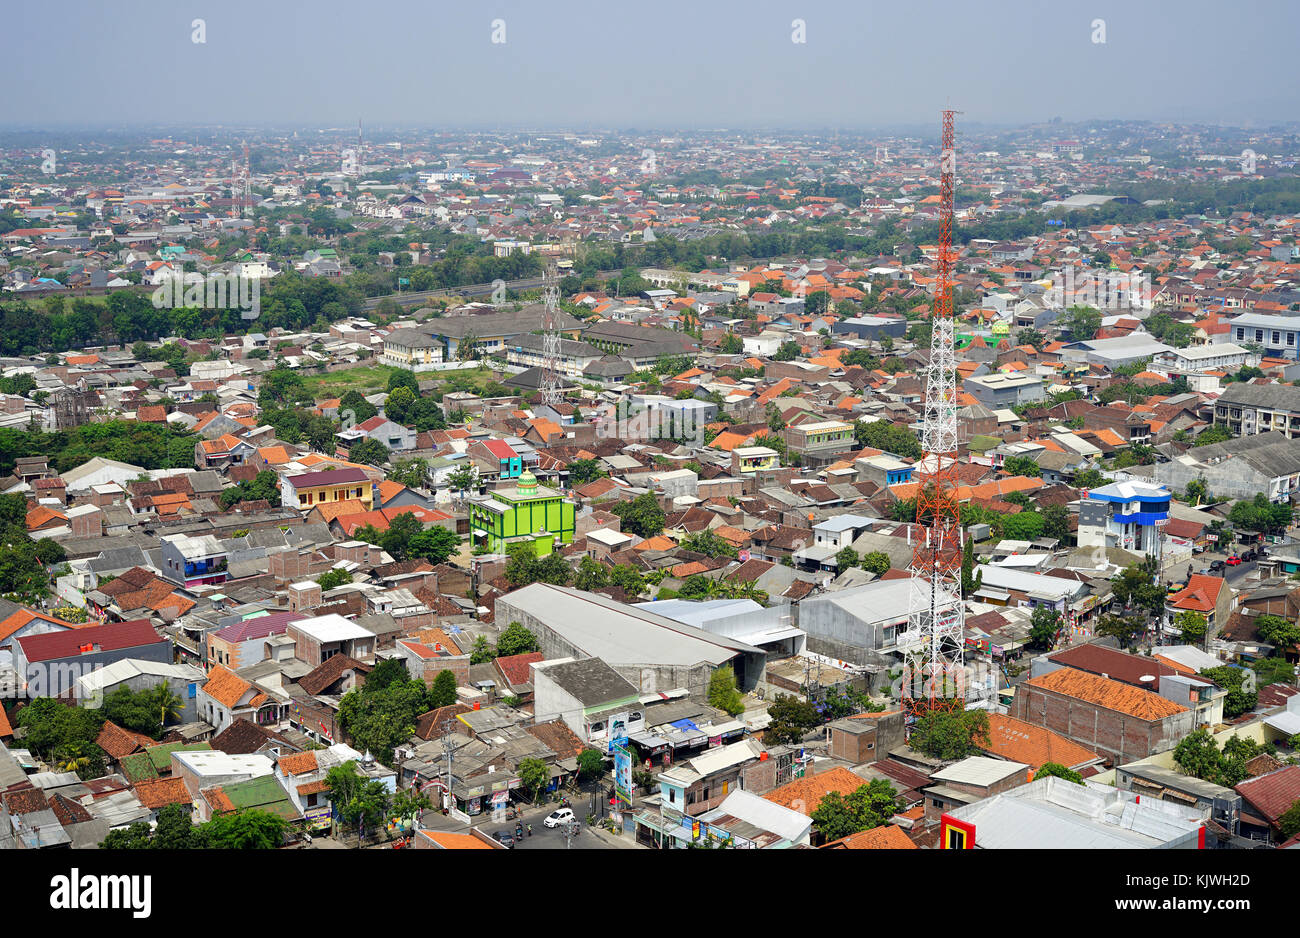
<box><xmin>901</xmin><ymin>109</ymin><xmax>967</xmax><ymax>719</ymax></box>
<box><xmin>540</xmin><ymin>263</ymin><xmax>562</xmax><ymax>408</ymax></box>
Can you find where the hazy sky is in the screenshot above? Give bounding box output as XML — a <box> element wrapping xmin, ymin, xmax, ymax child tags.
<box><xmin>3</xmin><ymin>0</ymin><xmax>1296</xmax><ymax>129</ymax></box>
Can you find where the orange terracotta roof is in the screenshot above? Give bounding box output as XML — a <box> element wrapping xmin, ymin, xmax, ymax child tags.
<box><xmin>1092</xmin><ymin>428</ymin><xmax>1126</xmax><ymax>447</ymax></box>
<box><xmin>277</xmin><ymin>750</ymin><xmax>319</xmax><ymax>776</ymax></box>
<box><xmin>311</xmin><ymin>500</ymin><xmax>369</xmax><ymax>522</ymax></box>
<box><xmin>634</xmin><ymin>535</ymin><xmax>677</xmax><ymax>552</ymax></box>
<box><xmin>764</xmin><ymin>766</ymin><xmax>866</xmax><ymax>814</ymax></box>
<box><xmin>985</xmin><ymin>713</ymin><xmax>1102</xmax><ymax>770</ymax></box>
<box><xmin>1025</xmin><ymin>668</ymin><xmax>1187</xmax><ymax>720</ymax></box>
<box><xmin>419</xmin><ymin>830</ymin><xmax>493</xmax><ymax>849</ymax></box>
<box><xmin>707</xmin><ymin>431</ymin><xmax>753</xmax><ymax>453</ymax></box>
<box><xmin>822</xmin><ymin>825</ymin><xmax>917</xmax><ymax>849</ymax></box>
<box><xmin>1169</xmin><ymin>573</ymin><xmax>1223</xmax><ymax>613</ymax></box>
<box><xmin>257</xmin><ymin>446</ymin><xmax>293</xmax><ymax>465</ymax></box>
<box><xmin>0</xmin><ymin>608</ymin><xmax>86</xmax><ymax>646</ymax></box>
<box><xmin>132</xmin><ymin>776</ymin><xmax>191</xmax><ymax>810</ymax></box>
<box><xmin>201</xmin><ymin>664</ymin><xmax>258</xmax><ymax>710</ymax></box>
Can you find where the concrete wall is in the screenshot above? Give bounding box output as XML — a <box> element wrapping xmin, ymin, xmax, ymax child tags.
<box><xmin>1152</xmin><ymin>458</ymin><xmax>1273</xmax><ymax>503</ymax></box>
<box><xmin>532</xmin><ymin>667</ymin><xmax>586</xmax><ymax>740</ymax></box>
<box><xmin>798</xmin><ymin>596</ymin><xmax>885</xmax><ymax>663</ymax></box>
<box><xmin>96</xmin><ymin>672</ymin><xmax>201</xmax><ymax>723</ymax></box>
<box><xmin>1010</xmin><ymin>683</ymin><xmax>1197</xmax><ymax>765</ymax></box>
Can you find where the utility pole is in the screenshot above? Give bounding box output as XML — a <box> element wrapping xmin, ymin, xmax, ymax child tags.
<box><xmin>441</xmin><ymin>717</ymin><xmax>455</xmax><ymax>818</ymax></box>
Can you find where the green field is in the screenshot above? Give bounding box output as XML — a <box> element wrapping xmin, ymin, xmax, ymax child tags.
<box><xmin>299</xmin><ymin>362</ymin><xmax>508</xmax><ymax>398</ymax></box>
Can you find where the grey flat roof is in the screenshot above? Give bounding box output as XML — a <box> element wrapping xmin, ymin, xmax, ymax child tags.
<box><xmin>498</xmin><ymin>584</ymin><xmax>762</xmax><ymax>667</ymax></box>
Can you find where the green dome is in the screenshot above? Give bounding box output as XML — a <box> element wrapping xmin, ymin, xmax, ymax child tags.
<box><xmin>516</xmin><ymin>469</ymin><xmax>538</xmax><ymax>495</ymax></box>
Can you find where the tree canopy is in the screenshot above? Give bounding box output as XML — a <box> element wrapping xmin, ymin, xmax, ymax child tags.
<box><xmin>810</xmin><ymin>779</ymin><xmax>902</xmax><ymax>841</ymax></box>
<box><xmin>610</xmin><ymin>493</ymin><xmax>666</xmax><ymax>539</ymax></box>
<box><xmin>909</xmin><ymin>708</ymin><xmax>991</xmax><ymax>761</ymax></box>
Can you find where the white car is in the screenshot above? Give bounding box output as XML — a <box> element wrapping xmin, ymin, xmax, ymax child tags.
<box><xmin>544</xmin><ymin>808</ymin><xmax>576</xmax><ymax>829</ymax></box>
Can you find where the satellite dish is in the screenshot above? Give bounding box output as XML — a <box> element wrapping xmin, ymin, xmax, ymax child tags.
<box><xmin>1140</xmin><ymin>675</ymin><xmax>1156</xmax><ymax>683</ymax></box>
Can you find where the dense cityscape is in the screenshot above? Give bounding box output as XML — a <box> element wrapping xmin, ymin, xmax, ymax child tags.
<box><xmin>4</xmin><ymin>14</ymin><xmax>1300</xmax><ymax>904</ymax></box>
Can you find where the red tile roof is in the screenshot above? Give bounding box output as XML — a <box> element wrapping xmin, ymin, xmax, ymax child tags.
<box><xmin>482</xmin><ymin>439</ymin><xmax>518</xmax><ymax>460</ymax></box>
<box><xmin>1169</xmin><ymin>574</ymin><xmax>1223</xmax><ymax>613</ymax></box>
<box><xmin>1235</xmin><ymin>765</ymin><xmax>1300</xmax><ymax>825</ymax></box>
<box><xmin>1047</xmin><ymin>644</ymin><xmax>1185</xmax><ymax>688</ymax></box>
<box><xmin>95</xmin><ymin>721</ymin><xmax>155</xmax><ymax>759</ymax></box>
<box><xmin>14</xmin><ymin>619</ymin><xmax>161</xmax><ymax>663</ymax></box>
<box><xmin>495</xmin><ymin>652</ymin><xmax>544</xmax><ymax>687</ymax></box>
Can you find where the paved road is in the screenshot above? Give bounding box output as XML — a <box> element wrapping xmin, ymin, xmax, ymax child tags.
<box><xmin>480</xmin><ymin>799</ymin><xmax>615</xmax><ymax>850</ymax></box>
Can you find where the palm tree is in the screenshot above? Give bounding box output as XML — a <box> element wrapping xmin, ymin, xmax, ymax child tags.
<box><xmin>147</xmin><ymin>682</ymin><xmax>184</xmax><ymax>731</ymax></box>
<box><xmin>55</xmin><ymin>744</ymin><xmax>91</xmax><ymax>775</ymax></box>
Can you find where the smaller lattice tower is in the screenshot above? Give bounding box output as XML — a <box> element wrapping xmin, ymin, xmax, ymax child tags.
<box><xmin>539</xmin><ymin>264</ymin><xmax>563</xmax><ymax>408</ymax></box>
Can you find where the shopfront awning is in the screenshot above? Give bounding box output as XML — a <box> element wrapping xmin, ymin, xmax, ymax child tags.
<box><xmin>628</xmin><ymin>731</ymin><xmax>670</xmax><ymax>751</ymax></box>
<box><xmin>664</xmin><ymin>729</ymin><xmax>709</xmax><ymax>748</ymax></box>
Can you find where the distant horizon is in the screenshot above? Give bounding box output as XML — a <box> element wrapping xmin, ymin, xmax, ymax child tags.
<box><xmin>0</xmin><ymin>117</ymin><xmax>1296</xmax><ymax>138</ymax></box>
<box><xmin>3</xmin><ymin>0</ymin><xmax>1299</xmax><ymax>128</ymax></box>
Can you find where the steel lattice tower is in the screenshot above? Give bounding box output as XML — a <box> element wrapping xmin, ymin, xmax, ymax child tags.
<box><xmin>902</xmin><ymin>109</ymin><xmax>966</xmax><ymax>719</ymax></box>
<box><xmin>540</xmin><ymin>264</ymin><xmax>563</xmax><ymax>407</ymax></box>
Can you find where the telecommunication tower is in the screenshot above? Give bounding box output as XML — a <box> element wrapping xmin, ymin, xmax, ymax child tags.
<box><xmin>539</xmin><ymin>264</ymin><xmax>563</xmax><ymax>408</ymax></box>
<box><xmin>901</xmin><ymin>109</ymin><xmax>967</xmax><ymax>720</ymax></box>
<box><xmin>241</xmin><ymin>139</ymin><xmax>252</xmax><ymax>223</ymax></box>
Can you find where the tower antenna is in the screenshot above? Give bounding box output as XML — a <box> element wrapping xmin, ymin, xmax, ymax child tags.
<box><xmin>539</xmin><ymin>263</ymin><xmax>562</xmax><ymax>408</ymax></box>
<box><xmin>901</xmin><ymin>108</ymin><xmax>970</xmax><ymax>722</ymax></box>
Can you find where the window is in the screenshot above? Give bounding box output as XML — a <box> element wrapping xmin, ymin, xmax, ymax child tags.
<box><xmin>1274</xmin><ymin>332</ymin><xmax>1281</xmax><ymax>345</ymax></box>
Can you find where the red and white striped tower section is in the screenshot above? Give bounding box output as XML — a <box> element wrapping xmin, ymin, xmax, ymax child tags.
<box><xmin>901</xmin><ymin>109</ymin><xmax>969</xmax><ymax>721</ymax></box>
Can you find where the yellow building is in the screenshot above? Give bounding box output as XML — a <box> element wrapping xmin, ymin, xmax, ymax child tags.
<box><xmin>380</xmin><ymin>328</ymin><xmax>445</xmax><ymax>371</ymax></box>
<box><xmin>732</xmin><ymin>446</ymin><xmax>781</xmax><ymax>473</ymax></box>
<box><xmin>281</xmin><ymin>467</ymin><xmax>374</xmax><ymax>511</ymax></box>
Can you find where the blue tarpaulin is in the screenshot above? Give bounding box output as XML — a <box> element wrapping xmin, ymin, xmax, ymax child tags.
<box><xmin>671</xmin><ymin>719</ymin><xmax>699</xmax><ymax>732</ymax></box>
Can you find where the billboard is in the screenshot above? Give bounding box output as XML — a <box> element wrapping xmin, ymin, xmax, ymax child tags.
<box><xmin>613</xmin><ymin>745</ymin><xmax>633</xmax><ymax>806</ymax></box>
